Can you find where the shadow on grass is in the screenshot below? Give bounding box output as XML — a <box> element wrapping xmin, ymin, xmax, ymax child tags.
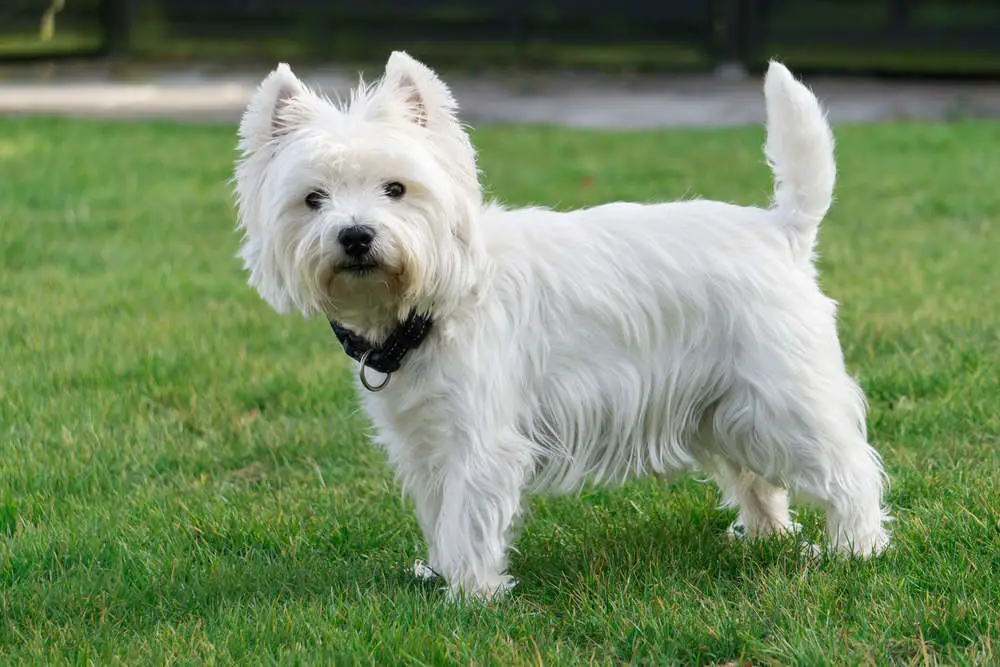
<box><xmin>3</xmin><ymin>474</ymin><xmax>835</xmax><ymax>656</ymax></box>
<box><xmin>513</xmin><ymin>498</ymin><xmax>820</xmax><ymax>601</ymax></box>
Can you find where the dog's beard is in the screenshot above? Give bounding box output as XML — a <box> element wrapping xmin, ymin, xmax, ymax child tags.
<box><xmin>285</xmin><ymin>228</ymin><xmax>432</xmax><ymax>338</ymax></box>
<box><xmin>336</xmin><ymin>257</ymin><xmax>380</xmax><ymax>277</ymax></box>
<box><xmin>305</xmin><ymin>243</ymin><xmax>408</xmax><ymax>324</ymax></box>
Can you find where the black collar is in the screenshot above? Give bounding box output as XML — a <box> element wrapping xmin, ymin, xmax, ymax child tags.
<box><xmin>329</xmin><ymin>311</ymin><xmax>433</xmax><ymax>376</ymax></box>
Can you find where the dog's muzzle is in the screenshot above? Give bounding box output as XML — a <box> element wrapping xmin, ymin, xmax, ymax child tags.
<box><xmin>334</xmin><ymin>224</ymin><xmax>381</xmax><ymax>276</ymax></box>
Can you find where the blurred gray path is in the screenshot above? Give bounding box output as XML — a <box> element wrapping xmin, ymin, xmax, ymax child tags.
<box><xmin>2</xmin><ymin>61</ymin><xmax>1000</xmax><ymax>128</ymax></box>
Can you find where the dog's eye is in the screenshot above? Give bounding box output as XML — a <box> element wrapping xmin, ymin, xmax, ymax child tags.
<box><xmin>304</xmin><ymin>190</ymin><xmax>327</xmax><ymax>210</ymax></box>
<box><xmin>384</xmin><ymin>182</ymin><xmax>406</xmax><ymax>200</ymax></box>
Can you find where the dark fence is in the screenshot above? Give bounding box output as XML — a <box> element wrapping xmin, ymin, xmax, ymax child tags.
<box><xmin>2</xmin><ymin>0</ymin><xmax>999</xmax><ymax>74</ymax></box>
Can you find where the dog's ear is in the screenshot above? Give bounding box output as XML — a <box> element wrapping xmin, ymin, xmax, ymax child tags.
<box><xmin>380</xmin><ymin>51</ymin><xmax>460</xmax><ymax>131</ymax></box>
<box><xmin>239</xmin><ymin>63</ymin><xmax>313</xmax><ymax>154</ymax></box>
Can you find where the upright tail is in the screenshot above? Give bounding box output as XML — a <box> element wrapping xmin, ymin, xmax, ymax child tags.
<box><xmin>763</xmin><ymin>61</ymin><xmax>836</xmax><ymax>261</ymax></box>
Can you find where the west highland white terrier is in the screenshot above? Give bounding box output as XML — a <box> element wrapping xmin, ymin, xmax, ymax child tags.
<box><xmin>234</xmin><ymin>52</ymin><xmax>891</xmax><ymax>600</ymax></box>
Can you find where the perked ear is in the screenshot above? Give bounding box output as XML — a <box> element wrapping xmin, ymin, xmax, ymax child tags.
<box><xmin>380</xmin><ymin>51</ymin><xmax>460</xmax><ymax>130</ymax></box>
<box><xmin>238</xmin><ymin>63</ymin><xmax>310</xmax><ymax>154</ymax></box>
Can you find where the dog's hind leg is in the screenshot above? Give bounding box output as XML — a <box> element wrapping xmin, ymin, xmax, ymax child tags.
<box><xmin>792</xmin><ymin>434</ymin><xmax>890</xmax><ymax>558</ymax></box>
<box><xmin>712</xmin><ymin>376</ymin><xmax>891</xmax><ymax>558</ymax></box>
<box><xmin>704</xmin><ymin>455</ymin><xmax>799</xmax><ymax>539</ymax></box>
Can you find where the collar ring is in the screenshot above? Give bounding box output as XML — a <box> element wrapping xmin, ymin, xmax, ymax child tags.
<box><xmin>358</xmin><ymin>350</ymin><xmax>392</xmax><ymax>392</ymax></box>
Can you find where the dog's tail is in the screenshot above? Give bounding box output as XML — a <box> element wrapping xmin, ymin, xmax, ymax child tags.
<box><xmin>763</xmin><ymin>61</ymin><xmax>836</xmax><ymax>261</ymax></box>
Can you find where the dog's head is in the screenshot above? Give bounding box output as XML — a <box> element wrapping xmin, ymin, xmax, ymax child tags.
<box><xmin>235</xmin><ymin>52</ymin><xmax>483</xmax><ymax>333</ymax></box>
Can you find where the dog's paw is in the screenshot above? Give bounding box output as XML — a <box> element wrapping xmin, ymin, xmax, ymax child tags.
<box><xmin>413</xmin><ymin>559</ymin><xmax>440</xmax><ymax>581</ymax></box>
<box><xmin>444</xmin><ymin>574</ymin><xmax>517</xmax><ymax>603</ymax></box>
<box><xmin>727</xmin><ymin>519</ymin><xmax>802</xmax><ymax>540</ymax></box>
<box><xmin>830</xmin><ymin>530</ymin><xmax>892</xmax><ymax>559</ymax></box>
<box><xmin>726</xmin><ymin>521</ymin><xmax>748</xmax><ymax>540</ymax></box>
<box><xmin>795</xmin><ymin>535</ymin><xmax>889</xmax><ymax>563</ymax></box>
<box><xmin>800</xmin><ymin>541</ymin><xmax>824</xmax><ymax>561</ymax></box>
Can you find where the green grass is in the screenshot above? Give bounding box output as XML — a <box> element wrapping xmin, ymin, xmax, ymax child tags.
<box><xmin>2</xmin><ymin>116</ymin><xmax>999</xmax><ymax>665</ymax></box>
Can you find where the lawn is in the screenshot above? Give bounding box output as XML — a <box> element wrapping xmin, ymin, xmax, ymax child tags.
<box><xmin>1</xmin><ymin>115</ymin><xmax>999</xmax><ymax>665</ymax></box>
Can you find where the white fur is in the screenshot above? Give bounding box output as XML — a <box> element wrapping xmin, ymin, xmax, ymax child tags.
<box><xmin>235</xmin><ymin>54</ymin><xmax>891</xmax><ymax>600</ymax></box>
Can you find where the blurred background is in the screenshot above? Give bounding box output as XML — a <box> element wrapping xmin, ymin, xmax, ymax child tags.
<box><xmin>1</xmin><ymin>1</ymin><xmax>1000</xmax><ymax>128</ymax></box>
<box><xmin>2</xmin><ymin>0</ymin><xmax>999</xmax><ymax>76</ymax></box>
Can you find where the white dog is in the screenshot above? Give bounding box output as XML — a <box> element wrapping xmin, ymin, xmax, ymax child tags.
<box><xmin>234</xmin><ymin>52</ymin><xmax>891</xmax><ymax>600</ymax></box>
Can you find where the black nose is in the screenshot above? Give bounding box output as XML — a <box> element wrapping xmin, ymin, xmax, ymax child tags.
<box><xmin>337</xmin><ymin>225</ymin><xmax>376</xmax><ymax>258</ymax></box>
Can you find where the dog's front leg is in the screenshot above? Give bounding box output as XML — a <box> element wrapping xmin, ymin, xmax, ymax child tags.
<box><xmin>410</xmin><ymin>482</ymin><xmax>443</xmax><ymax>580</ymax></box>
<box><xmin>432</xmin><ymin>446</ymin><xmax>527</xmax><ymax>601</ymax></box>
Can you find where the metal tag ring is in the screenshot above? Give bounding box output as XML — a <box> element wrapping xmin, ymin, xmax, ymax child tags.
<box><xmin>358</xmin><ymin>350</ymin><xmax>391</xmax><ymax>392</ymax></box>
